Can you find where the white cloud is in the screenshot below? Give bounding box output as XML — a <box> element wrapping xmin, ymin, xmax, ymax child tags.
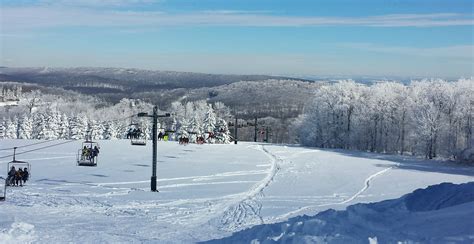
<box><xmin>1</xmin><ymin>6</ymin><xmax>473</xmax><ymax>31</ymax></box>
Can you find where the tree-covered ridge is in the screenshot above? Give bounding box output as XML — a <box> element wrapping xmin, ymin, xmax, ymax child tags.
<box><xmin>0</xmin><ymin>90</ymin><xmax>232</xmax><ymax>144</ymax></box>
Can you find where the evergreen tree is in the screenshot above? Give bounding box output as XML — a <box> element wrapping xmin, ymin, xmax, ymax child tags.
<box><xmin>32</xmin><ymin>113</ymin><xmax>47</xmax><ymax>139</ymax></box>
<box><xmin>177</xmin><ymin>119</ymin><xmax>190</xmax><ymax>139</ymax></box>
<box><xmin>203</xmin><ymin>105</ymin><xmax>217</xmax><ymax>143</ymax></box>
<box><xmin>18</xmin><ymin>115</ymin><xmax>33</xmax><ymax>139</ymax></box>
<box><xmin>0</xmin><ymin>119</ymin><xmax>5</xmax><ymax>139</ymax></box>
<box><xmin>69</xmin><ymin>115</ymin><xmax>88</xmax><ymax>140</ymax></box>
<box><xmin>5</xmin><ymin>118</ymin><xmax>17</xmax><ymax>139</ymax></box>
<box><xmin>44</xmin><ymin>110</ymin><xmax>61</xmax><ymax>139</ymax></box>
<box><xmin>89</xmin><ymin>120</ymin><xmax>105</xmax><ymax>140</ymax></box>
<box><xmin>189</xmin><ymin>117</ymin><xmax>202</xmax><ymax>143</ymax></box>
<box><xmin>215</xmin><ymin>118</ymin><xmax>231</xmax><ymax>144</ymax></box>
<box><xmin>104</xmin><ymin>121</ymin><xmax>120</xmax><ymax>140</ymax></box>
<box><xmin>58</xmin><ymin>113</ymin><xmax>70</xmax><ymax>139</ymax></box>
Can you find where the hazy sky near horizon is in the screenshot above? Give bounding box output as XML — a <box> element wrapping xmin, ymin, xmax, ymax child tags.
<box><xmin>1</xmin><ymin>0</ymin><xmax>473</xmax><ymax>77</ymax></box>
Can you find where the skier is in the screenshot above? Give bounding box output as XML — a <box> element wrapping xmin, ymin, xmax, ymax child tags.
<box><xmin>93</xmin><ymin>146</ymin><xmax>100</xmax><ymax>158</ymax></box>
<box><xmin>81</xmin><ymin>146</ymin><xmax>89</xmax><ymax>160</ymax></box>
<box><xmin>15</xmin><ymin>168</ymin><xmax>23</xmax><ymax>186</ymax></box>
<box><xmin>22</xmin><ymin>167</ymin><xmax>29</xmax><ymax>184</ymax></box>
<box><xmin>6</xmin><ymin>166</ymin><xmax>16</xmax><ymax>186</ymax></box>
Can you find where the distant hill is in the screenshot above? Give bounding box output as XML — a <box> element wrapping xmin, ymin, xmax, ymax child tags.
<box><xmin>0</xmin><ymin>67</ymin><xmax>311</xmax><ymax>92</ymax></box>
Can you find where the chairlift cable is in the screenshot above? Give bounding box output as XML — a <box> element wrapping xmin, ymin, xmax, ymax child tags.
<box><xmin>0</xmin><ymin>114</ymin><xmax>135</xmax><ymax>151</ymax></box>
<box><xmin>0</xmin><ymin>140</ymin><xmax>76</xmax><ymax>160</ymax></box>
<box><xmin>0</xmin><ymin>139</ymin><xmax>57</xmax><ymax>151</ymax></box>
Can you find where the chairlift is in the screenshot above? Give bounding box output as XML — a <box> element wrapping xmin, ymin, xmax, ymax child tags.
<box><xmin>77</xmin><ymin>140</ymin><xmax>99</xmax><ymax>167</ymax></box>
<box><xmin>0</xmin><ymin>177</ymin><xmax>6</xmax><ymax>201</ymax></box>
<box><xmin>128</xmin><ymin>123</ymin><xmax>147</xmax><ymax>146</ymax></box>
<box><xmin>6</xmin><ymin>147</ymin><xmax>31</xmax><ymax>187</ymax></box>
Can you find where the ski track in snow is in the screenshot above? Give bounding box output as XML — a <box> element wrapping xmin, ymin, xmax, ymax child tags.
<box><xmin>277</xmin><ymin>165</ymin><xmax>393</xmax><ymax>220</ymax></box>
<box><xmin>215</xmin><ymin>144</ymin><xmax>280</xmax><ymax>231</ymax></box>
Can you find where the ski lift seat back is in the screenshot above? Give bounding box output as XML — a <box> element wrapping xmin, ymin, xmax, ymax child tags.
<box><xmin>0</xmin><ymin>177</ymin><xmax>6</xmax><ymax>201</ymax></box>
<box><xmin>8</xmin><ymin>160</ymin><xmax>31</xmax><ymax>179</ymax></box>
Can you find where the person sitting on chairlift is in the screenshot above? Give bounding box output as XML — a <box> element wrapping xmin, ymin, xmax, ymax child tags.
<box><xmin>90</xmin><ymin>146</ymin><xmax>100</xmax><ymax>161</ymax></box>
<box><xmin>82</xmin><ymin>146</ymin><xmax>89</xmax><ymax>160</ymax></box>
<box><xmin>15</xmin><ymin>168</ymin><xmax>24</xmax><ymax>187</ymax></box>
<box><xmin>22</xmin><ymin>167</ymin><xmax>29</xmax><ymax>184</ymax></box>
<box><xmin>7</xmin><ymin>166</ymin><xmax>16</xmax><ymax>186</ymax></box>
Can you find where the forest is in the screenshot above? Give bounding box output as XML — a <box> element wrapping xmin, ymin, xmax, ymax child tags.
<box><xmin>298</xmin><ymin>79</ymin><xmax>473</xmax><ymax>161</ymax></box>
<box><xmin>0</xmin><ymin>84</ymin><xmax>232</xmax><ymax>144</ymax></box>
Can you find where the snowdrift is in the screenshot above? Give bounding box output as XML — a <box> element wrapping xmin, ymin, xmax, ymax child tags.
<box><xmin>204</xmin><ymin>182</ymin><xmax>474</xmax><ymax>243</ymax></box>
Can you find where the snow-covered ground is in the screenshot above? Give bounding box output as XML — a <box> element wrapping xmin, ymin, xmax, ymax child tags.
<box><xmin>0</xmin><ymin>140</ymin><xmax>473</xmax><ymax>243</ymax></box>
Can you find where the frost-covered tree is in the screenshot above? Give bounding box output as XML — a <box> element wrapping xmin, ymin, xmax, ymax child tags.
<box><xmin>215</xmin><ymin>118</ymin><xmax>231</xmax><ymax>144</ymax></box>
<box><xmin>5</xmin><ymin>118</ymin><xmax>17</xmax><ymax>139</ymax></box>
<box><xmin>32</xmin><ymin>113</ymin><xmax>47</xmax><ymax>139</ymax></box>
<box><xmin>300</xmin><ymin>79</ymin><xmax>474</xmax><ymax>162</ymax></box>
<box><xmin>89</xmin><ymin>120</ymin><xmax>105</xmax><ymax>140</ymax></box>
<box><xmin>43</xmin><ymin>109</ymin><xmax>61</xmax><ymax>139</ymax></box>
<box><xmin>188</xmin><ymin>117</ymin><xmax>202</xmax><ymax>143</ymax></box>
<box><xmin>58</xmin><ymin>113</ymin><xmax>70</xmax><ymax>139</ymax></box>
<box><xmin>69</xmin><ymin>115</ymin><xmax>88</xmax><ymax>140</ymax></box>
<box><xmin>203</xmin><ymin>105</ymin><xmax>217</xmax><ymax>142</ymax></box>
<box><xmin>18</xmin><ymin>115</ymin><xmax>33</xmax><ymax>139</ymax></box>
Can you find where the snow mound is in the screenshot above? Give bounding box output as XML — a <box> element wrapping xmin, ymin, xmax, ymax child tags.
<box><xmin>404</xmin><ymin>182</ymin><xmax>474</xmax><ymax>212</ymax></box>
<box><xmin>0</xmin><ymin>222</ymin><xmax>37</xmax><ymax>244</ymax></box>
<box><xmin>203</xmin><ymin>182</ymin><xmax>474</xmax><ymax>243</ymax></box>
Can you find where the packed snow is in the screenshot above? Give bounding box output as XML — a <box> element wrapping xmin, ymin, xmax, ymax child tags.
<box><xmin>0</xmin><ymin>139</ymin><xmax>473</xmax><ymax>243</ymax></box>
<box><xmin>207</xmin><ymin>182</ymin><xmax>474</xmax><ymax>243</ymax></box>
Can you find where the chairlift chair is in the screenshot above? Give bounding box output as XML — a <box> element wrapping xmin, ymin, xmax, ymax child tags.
<box><xmin>6</xmin><ymin>148</ymin><xmax>31</xmax><ymax>187</ymax></box>
<box><xmin>77</xmin><ymin>140</ymin><xmax>99</xmax><ymax>167</ymax></box>
<box><xmin>0</xmin><ymin>177</ymin><xmax>6</xmax><ymax>201</ymax></box>
<box><xmin>128</xmin><ymin>123</ymin><xmax>147</xmax><ymax>146</ymax></box>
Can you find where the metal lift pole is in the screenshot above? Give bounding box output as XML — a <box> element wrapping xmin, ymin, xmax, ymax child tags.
<box><xmin>234</xmin><ymin>117</ymin><xmax>238</xmax><ymax>144</ymax></box>
<box><xmin>151</xmin><ymin>106</ymin><xmax>158</xmax><ymax>192</ymax></box>
<box><xmin>138</xmin><ymin>106</ymin><xmax>170</xmax><ymax>192</ymax></box>
<box><xmin>254</xmin><ymin>117</ymin><xmax>258</xmax><ymax>142</ymax></box>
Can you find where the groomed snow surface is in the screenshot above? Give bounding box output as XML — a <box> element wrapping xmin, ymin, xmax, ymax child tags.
<box><xmin>0</xmin><ymin>140</ymin><xmax>473</xmax><ymax>243</ymax></box>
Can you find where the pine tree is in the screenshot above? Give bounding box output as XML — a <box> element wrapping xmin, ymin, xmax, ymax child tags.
<box><xmin>89</xmin><ymin>120</ymin><xmax>105</xmax><ymax>140</ymax></box>
<box><xmin>32</xmin><ymin>113</ymin><xmax>47</xmax><ymax>139</ymax></box>
<box><xmin>203</xmin><ymin>105</ymin><xmax>217</xmax><ymax>143</ymax></box>
<box><xmin>104</xmin><ymin>121</ymin><xmax>120</xmax><ymax>140</ymax></box>
<box><xmin>0</xmin><ymin>118</ymin><xmax>5</xmax><ymax>139</ymax></box>
<box><xmin>58</xmin><ymin>113</ymin><xmax>70</xmax><ymax>139</ymax></box>
<box><xmin>69</xmin><ymin>115</ymin><xmax>88</xmax><ymax>140</ymax></box>
<box><xmin>44</xmin><ymin>110</ymin><xmax>61</xmax><ymax>139</ymax></box>
<box><xmin>177</xmin><ymin>119</ymin><xmax>190</xmax><ymax>139</ymax></box>
<box><xmin>5</xmin><ymin>118</ymin><xmax>17</xmax><ymax>139</ymax></box>
<box><xmin>214</xmin><ymin>118</ymin><xmax>231</xmax><ymax>144</ymax></box>
<box><xmin>18</xmin><ymin>115</ymin><xmax>33</xmax><ymax>139</ymax></box>
<box><xmin>189</xmin><ymin>117</ymin><xmax>202</xmax><ymax>143</ymax></box>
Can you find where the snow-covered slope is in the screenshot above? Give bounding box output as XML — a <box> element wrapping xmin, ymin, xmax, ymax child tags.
<box><xmin>206</xmin><ymin>182</ymin><xmax>474</xmax><ymax>243</ymax></box>
<box><xmin>0</xmin><ymin>140</ymin><xmax>472</xmax><ymax>243</ymax></box>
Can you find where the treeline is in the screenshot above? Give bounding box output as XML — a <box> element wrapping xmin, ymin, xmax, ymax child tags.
<box><xmin>299</xmin><ymin>79</ymin><xmax>473</xmax><ymax>161</ymax></box>
<box><xmin>0</xmin><ymin>89</ymin><xmax>232</xmax><ymax>144</ymax></box>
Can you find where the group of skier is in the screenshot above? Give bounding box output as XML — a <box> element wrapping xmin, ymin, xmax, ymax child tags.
<box><xmin>6</xmin><ymin>166</ymin><xmax>29</xmax><ymax>187</ymax></box>
<box><xmin>81</xmin><ymin>145</ymin><xmax>100</xmax><ymax>161</ymax></box>
<box><xmin>127</xmin><ymin>128</ymin><xmax>143</xmax><ymax>139</ymax></box>
<box><xmin>157</xmin><ymin>132</ymin><xmax>169</xmax><ymax>141</ymax></box>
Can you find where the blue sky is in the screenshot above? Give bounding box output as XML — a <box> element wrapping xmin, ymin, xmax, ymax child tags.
<box><xmin>1</xmin><ymin>0</ymin><xmax>473</xmax><ymax>77</ymax></box>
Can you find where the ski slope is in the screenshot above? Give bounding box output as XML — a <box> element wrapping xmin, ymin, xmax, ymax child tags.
<box><xmin>0</xmin><ymin>139</ymin><xmax>472</xmax><ymax>243</ymax></box>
